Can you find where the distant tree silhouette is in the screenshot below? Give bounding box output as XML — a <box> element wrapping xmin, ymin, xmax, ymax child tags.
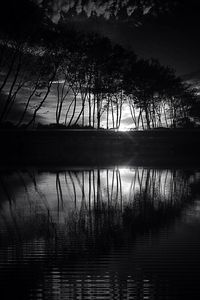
<box><xmin>0</xmin><ymin>1</ymin><xmax>198</xmax><ymax>129</ymax></box>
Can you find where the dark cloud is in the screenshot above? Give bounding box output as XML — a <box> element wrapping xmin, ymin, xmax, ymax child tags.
<box><xmin>31</xmin><ymin>1</ymin><xmax>200</xmax><ymax>75</ymax></box>
<box><xmin>55</xmin><ymin>0</ymin><xmax>200</xmax><ymax>76</ymax></box>
<box><xmin>36</xmin><ymin>0</ymin><xmax>176</xmax><ymax>23</ymax></box>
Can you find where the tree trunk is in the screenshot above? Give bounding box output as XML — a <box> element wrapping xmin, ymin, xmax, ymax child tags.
<box><xmin>144</xmin><ymin>106</ymin><xmax>151</xmax><ymax>129</ymax></box>
<box><xmin>97</xmin><ymin>94</ymin><xmax>101</xmax><ymax>129</ymax></box>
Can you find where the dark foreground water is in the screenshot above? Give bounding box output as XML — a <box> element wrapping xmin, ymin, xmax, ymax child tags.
<box><xmin>0</xmin><ymin>166</ymin><xmax>200</xmax><ymax>299</ymax></box>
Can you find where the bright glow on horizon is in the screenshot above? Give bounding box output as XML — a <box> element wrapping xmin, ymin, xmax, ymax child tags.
<box><xmin>118</xmin><ymin>125</ymin><xmax>131</xmax><ymax>131</ymax></box>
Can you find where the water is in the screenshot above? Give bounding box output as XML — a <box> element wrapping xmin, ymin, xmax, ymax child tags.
<box><xmin>0</xmin><ymin>167</ymin><xmax>200</xmax><ymax>299</ymax></box>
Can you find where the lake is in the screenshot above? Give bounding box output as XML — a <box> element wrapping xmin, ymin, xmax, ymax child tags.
<box><xmin>0</xmin><ymin>166</ymin><xmax>200</xmax><ymax>299</ymax></box>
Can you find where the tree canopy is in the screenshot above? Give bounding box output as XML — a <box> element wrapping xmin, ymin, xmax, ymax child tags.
<box><xmin>0</xmin><ymin>0</ymin><xmax>198</xmax><ymax>130</ymax></box>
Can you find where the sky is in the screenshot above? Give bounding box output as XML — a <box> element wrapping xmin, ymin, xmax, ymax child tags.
<box><xmin>40</xmin><ymin>0</ymin><xmax>200</xmax><ymax>76</ymax></box>
<box><xmin>109</xmin><ymin>1</ymin><xmax>200</xmax><ymax>76</ymax></box>
<box><xmin>42</xmin><ymin>0</ymin><xmax>200</xmax><ymax>126</ymax></box>
<box><xmin>3</xmin><ymin>0</ymin><xmax>200</xmax><ymax>127</ymax></box>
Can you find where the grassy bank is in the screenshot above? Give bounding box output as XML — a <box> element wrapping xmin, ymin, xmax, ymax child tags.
<box><xmin>0</xmin><ymin>129</ymin><xmax>200</xmax><ymax>166</ymax></box>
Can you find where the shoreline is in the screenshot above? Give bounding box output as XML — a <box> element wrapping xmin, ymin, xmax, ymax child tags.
<box><xmin>0</xmin><ymin>129</ymin><xmax>200</xmax><ymax>166</ymax></box>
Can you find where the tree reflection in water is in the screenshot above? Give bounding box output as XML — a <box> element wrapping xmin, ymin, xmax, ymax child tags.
<box><xmin>0</xmin><ymin>167</ymin><xmax>199</xmax><ymax>300</ymax></box>
<box><xmin>0</xmin><ymin>168</ymin><xmax>193</xmax><ymax>247</ymax></box>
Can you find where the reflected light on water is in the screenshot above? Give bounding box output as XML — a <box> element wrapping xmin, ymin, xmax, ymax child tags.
<box><xmin>0</xmin><ymin>168</ymin><xmax>190</xmax><ymax>226</ymax></box>
<box><xmin>0</xmin><ymin>167</ymin><xmax>200</xmax><ymax>299</ymax></box>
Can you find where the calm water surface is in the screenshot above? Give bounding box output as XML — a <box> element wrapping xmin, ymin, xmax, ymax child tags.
<box><xmin>0</xmin><ymin>167</ymin><xmax>200</xmax><ymax>299</ymax></box>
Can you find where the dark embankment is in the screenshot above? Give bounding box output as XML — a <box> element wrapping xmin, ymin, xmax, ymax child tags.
<box><xmin>0</xmin><ymin>129</ymin><xmax>200</xmax><ymax>167</ymax></box>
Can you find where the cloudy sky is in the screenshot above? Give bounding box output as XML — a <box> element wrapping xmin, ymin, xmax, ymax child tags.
<box><xmin>3</xmin><ymin>0</ymin><xmax>200</xmax><ymax>127</ymax></box>
<box><xmin>37</xmin><ymin>0</ymin><xmax>200</xmax><ymax>76</ymax></box>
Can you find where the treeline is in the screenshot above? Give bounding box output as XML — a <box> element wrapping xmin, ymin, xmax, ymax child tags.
<box><xmin>0</xmin><ymin>0</ymin><xmax>199</xmax><ymax>129</ymax></box>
